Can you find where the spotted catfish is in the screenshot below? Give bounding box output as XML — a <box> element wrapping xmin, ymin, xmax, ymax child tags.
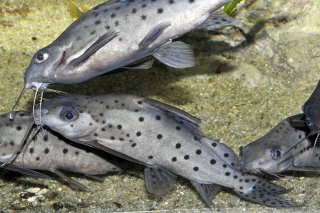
<box><xmin>240</xmin><ymin>114</ymin><xmax>320</xmax><ymax>175</ymax></box>
<box><xmin>24</xmin><ymin>0</ymin><xmax>237</xmax><ymax>88</ymax></box>
<box><xmin>36</xmin><ymin>94</ymin><xmax>300</xmax><ymax>207</ymax></box>
<box><xmin>0</xmin><ymin>111</ymin><xmax>121</xmax><ymax>190</ymax></box>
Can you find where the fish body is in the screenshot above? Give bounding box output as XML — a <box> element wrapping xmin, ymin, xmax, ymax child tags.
<box><xmin>37</xmin><ymin>94</ymin><xmax>299</xmax><ymax>207</ymax></box>
<box><xmin>0</xmin><ymin>111</ymin><xmax>120</xmax><ymax>190</ymax></box>
<box><xmin>240</xmin><ymin>114</ymin><xmax>320</xmax><ymax>175</ymax></box>
<box><xmin>24</xmin><ymin>0</ymin><xmax>236</xmax><ymax>86</ymax></box>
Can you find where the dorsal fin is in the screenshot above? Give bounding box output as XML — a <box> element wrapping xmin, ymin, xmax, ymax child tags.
<box><xmin>141</xmin><ymin>97</ymin><xmax>203</xmax><ymax>139</ymax></box>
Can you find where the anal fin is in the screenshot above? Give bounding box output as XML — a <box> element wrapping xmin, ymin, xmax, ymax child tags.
<box><xmin>190</xmin><ymin>181</ymin><xmax>221</xmax><ymax>207</ymax></box>
<box><xmin>153</xmin><ymin>41</ymin><xmax>195</xmax><ymax>69</ymax></box>
<box><xmin>144</xmin><ymin>167</ymin><xmax>177</xmax><ymax>196</ymax></box>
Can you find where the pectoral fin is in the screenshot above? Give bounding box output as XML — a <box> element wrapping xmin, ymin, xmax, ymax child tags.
<box><xmin>153</xmin><ymin>41</ymin><xmax>195</xmax><ymax>69</ymax></box>
<box><xmin>144</xmin><ymin>166</ymin><xmax>177</xmax><ymax>196</ymax></box>
<box><xmin>2</xmin><ymin>163</ymin><xmax>49</xmax><ymax>179</ymax></box>
<box><xmin>70</xmin><ymin>30</ymin><xmax>118</xmax><ymax>66</ymax></box>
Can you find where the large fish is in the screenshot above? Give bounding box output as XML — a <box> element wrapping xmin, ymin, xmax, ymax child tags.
<box><xmin>0</xmin><ymin>111</ymin><xmax>121</xmax><ymax>190</ymax></box>
<box><xmin>240</xmin><ymin>114</ymin><xmax>320</xmax><ymax>175</ymax></box>
<box><xmin>36</xmin><ymin>94</ymin><xmax>300</xmax><ymax>207</ymax></box>
<box><xmin>23</xmin><ymin>0</ymin><xmax>236</xmax><ymax>88</ymax></box>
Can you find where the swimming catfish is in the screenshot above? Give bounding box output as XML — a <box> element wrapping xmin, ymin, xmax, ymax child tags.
<box><xmin>24</xmin><ymin>0</ymin><xmax>237</xmax><ymax>88</ymax></box>
<box><xmin>0</xmin><ymin>111</ymin><xmax>121</xmax><ymax>190</ymax></box>
<box><xmin>36</xmin><ymin>94</ymin><xmax>300</xmax><ymax>207</ymax></box>
<box><xmin>240</xmin><ymin>114</ymin><xmax>320</xmax><ymax>175</ymax></box>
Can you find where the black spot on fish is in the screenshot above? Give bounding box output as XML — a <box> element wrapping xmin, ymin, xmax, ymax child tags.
<box><xmin>136</xmin><ymin>131</ymin><xmax>141</xmax><ymax>137</ymax></box>
<box><xmin>109</xmin><ymin>124</ymin><xmax>113</xmax><ymax>128</ymax></box>
<box><xmin>132</xmin><ymin>8</ymin><xmax>137</xmax><ymax>13</ymax></box>
<box><xmin>169</xmin><ymin>0</ymin><xmax>174</xmax><ymax>4</ymax></box>
<box><xmin>176</xmin><ymin>126</ymin><xmax>181</xmax><ymax>130</ymax></box>
<box><xmin>225</xmin><ymin>172</ymin><xmax>230</xmax><ymax>176</ymax></box>
<box><xmin>184</xmin><ymin>155</ymin><xmax>189</xmax><ymax>160</ymax></box>
<box><xmin>148</xmin><ymin>155</ymin><xmax>153</xmax><ymax>159</ymax></box>
<box><xmin>139</xmin><ymin>117</ymin><xmax>144</xmax><ymax>122</ymax></box>
<box><xmin>222</xmin><ymin>164</ymin><xmax>227</xmax><ymax>168</ymax></box>
<box><xmin>189</xmin><ymin>0</ymin><xmax>195</xmax><ymax>3</ymax></box>
<box><xmin>210</xmin><ymin>159</ymin><xmax>216</xmax><ymax>164</ymax></box>
<box><xmin>10</xmin><ymin>141</ymin><xmax>14</xmax><ymax>146</ymax></box>
<box><xmin>233</xmin><ymin>175</ymin><xmax>238</xmax><ymax>179</ymax></box>
<box><xmin>131</xmin><ymin>143</ymin><xmax>137</xmax><ymax>147</ymax></box>
<box><xmin>224</xmin><ymin>153</ymin><xmax>229</xmax><ymax>158</ymax></box>
<box><xmin>115</xmin><ymin>21</ymin><xmax>119</xmax><ymax>26</ymax></box>
<box><xmin>63</xmin><ymin>148</ymin><xmax>68</xmax><ymax>154</ymax></box>
<box><xmin>101</xmin><ymin>128</ymin><xmax>106</xmax><ymax>131</ymax></box>
<box><xmin>29</xmin><ymin>148</ymin><xmax>34</xmax><ymax>154</ymax></box>
<box><xmin>126</xmin><ymin>133</ymin><xmax>130</xmax><ymax>137</ymax></box>
<box><xmin>157</xmin><ymin>8</ymin><xmax>163</xmax><ymax>14</ymax></box>
<box><xmin>193</xmin><ymin>167</ymin><xmax>199</xmax><ymax>171</ymax></box>
<box><xmin>94</xmin><ymin>133</ymin><xmax>99</xmax><ymax>137</ymax></box>
<box><xmin>141</xmin><ymin>15</ymin><xmax>147</xmax><ymax>20</ymax></box>
<box><xmin>110</xmin><ymin>136</ymin><xmax>115</xmax><ymax>140</ymax></box>
<box><xmin>157</xmin><ymin>134</ymin><xmax>162</xmax><ymax>139</ymax></box>
<box><xmin>111</xmin><ymin>13</ymin><xmax>116</xmax><ymax>18</ymax></box>
<box><xmin>95</xmin><ymin>20</ymin><xmax>101</xmax><ymax>25</ymax></box>
<box><xmin>36</xmin><ymin>157</ymin><xmax>40</xmax><ymax>161</ymax></box>
<box><xmin>211</xmin><ymin>142</ymin><xmax>217</xmax><ymax>147</ymax></box>
<box><xmin>89</xmin><ymin>123</ymin><xmax>93</xmax><ymax>126</ymax></box>
<box><xmin>44</xmin><ymin>148</ymin><xmax>49</xmax><ymax>154</ymax></box>
<box><xmin>142</xmin><ymin>4</ymin><xmax>146</xmax><ymax>7</ymax></box>
<box><xmin>19</xmin><ymin>113</ymin><xmax>25</xmax><ymax>117</ymax></box>
<box><xmin>171</xmin><ymin>157</ymin><xmax>177</xmax><ymax>162</ymax></box>
<box><xmin>195</xmin><ymin>149</ymin><xmax>201</xmax><ymax>155</ymax></box>
<box><xmin>16</xmin><ymin>126</ymin><xmax>22</xmax><ymax>131</ymax></box>
<box><xmin>117</xmin><ymin>125</ymin><xmax>122</xmax><ymax>130</ymax></box>
<box><xmin>75</xmin><ymin>151</ymin><xmax>79</xmax><ymax>155</ymax></box>
<box><xmin>156</xmin><ymin>115</ymin><xmax>161</xmax><ymax>120</ymax></box>
<box><xmin>175</xmin><ymin>143</ymin><xmax>181</xmax><ymax>149</ymax></box>
<box><xmin>91</xmin><ymin>31</ymin><xmax>96</xmax><ymax>35</ymax></box>
<box><xmin>137</xmin><ymin>101</ymin><xmax>142</xmax><ymax>105</ymax></box>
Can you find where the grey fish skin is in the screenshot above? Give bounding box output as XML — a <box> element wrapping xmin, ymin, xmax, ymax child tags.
<box><xmin>0</xmin><ymin>111</ymin><xmax>121</xmax><ymax>190</ymax></box>
<box><xmin>240</xmin><ymin>114</ymin><xmax>319</xmax><ymax>175</ymax></box>
<box><xmin>37</xmin><ymin>94</ymin><xmax>300</xmax><ymax>208</ymax></box>
<box><xmin>24</xmin><ymin>0</ymin><xmax>235</xmax><ymax>87</ymax></box>
<box><xmin>303</xmin><ymin>80</ymin><xmax>320</xmax><ymax>135</ymax></box>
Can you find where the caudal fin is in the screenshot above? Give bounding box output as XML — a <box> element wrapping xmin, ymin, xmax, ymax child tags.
<box><xmin>235</xmin><ymin>178</ymin><xmax>303</xmax><ymax>208</ymax></box>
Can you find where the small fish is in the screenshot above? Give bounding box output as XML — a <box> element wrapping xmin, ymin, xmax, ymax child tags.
<box><xmin>23</xmin><ymin>0</ymin><xmax>237</xmax><ymax>88</ymax></box>
<box><xmin>36</xmin><ymin>94</ymin><xmax>300</xmax><ymax>207</ymax></box>
<box><xmin>240</xmin><ymin>114</ymin><xmax>320</xmax><ymax>175</ymax></box>
<box><xmin>0</xmin><ymin>111</ymin><xmax>121</xmax><ymax>190</ymax></box>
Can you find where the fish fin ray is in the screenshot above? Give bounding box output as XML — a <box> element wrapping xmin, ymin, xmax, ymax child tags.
<box><xmin>50</xmin><ymin>169</ymin><xmax>91</xmax><ymax>191</ymax></box>
<box><xmin>139</xmin><ymin>22</ymin><xmax>171</xmax><ymax>49</ymax></box>
<box><xmin>190</xmin><ymin>181</ymin><xmax>221</xmax><ymax>207</ymax></box>
<box><xmin>69</xmin><ymin>30</ymin><xmax>118</xmax><ymax>66</ymax></box>
<box><xmin>144</xmin><ymin>167</ymin><xmax>177</xmax><ymax>196</ymax></box>
<box><xmin>2</xmin><ymin>163</ymin><xmax>49</xmax><ymax>179</ymax></box>
<box><xmin>153</xmin><ymin>41</ymin><xmax>195</xmax><ymax>69</ymax></box>
<box><xmin>198</xmin><ymin>11</ymin><xmax>240</xmax><ymax>31</ymax></box>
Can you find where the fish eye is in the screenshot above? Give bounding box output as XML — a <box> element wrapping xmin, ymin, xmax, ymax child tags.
<box><xmin>60</xmin><ymin>108</ymin><xmax>79</xmax><ymax>122</ymax></box>
<box><xmin>34</xmin><ymin>51</ymin><xmax>49</xmax><ymax>64</ymax></box>
<box><xmin>270</xmin><ymin>146</ymin><xmax>282</xmax><ymax>160</ymax></box>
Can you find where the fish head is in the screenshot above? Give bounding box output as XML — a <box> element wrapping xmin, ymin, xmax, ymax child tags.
<box><xmin>36</xmin><ymin>96</ymin><xmax>99</xmax><ymax>140</ymax></box>
<box><xmin>0</xmin><ymin>112</ymin><xmax>31</xmax><ymax>157</ymax></box>
<box><xmin>240</xmin><ymin>121</ymin><xmax>299</xmax><ymax>175</ymax></box>
<box><xmin>24</xmin><ymin>45</ymin><xmax>66</xmax><ymax>88</ymax></box>
<box><xmin>240</xmin><ymin>140</ymin><xmax>291</xmax><ymax>175</ymax></box>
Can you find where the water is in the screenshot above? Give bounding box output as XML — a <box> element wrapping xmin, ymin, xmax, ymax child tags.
<box><xmin>0</xmin><ymin>0</ymin><xmax>319</xmax><ymax>211</ymax></box>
